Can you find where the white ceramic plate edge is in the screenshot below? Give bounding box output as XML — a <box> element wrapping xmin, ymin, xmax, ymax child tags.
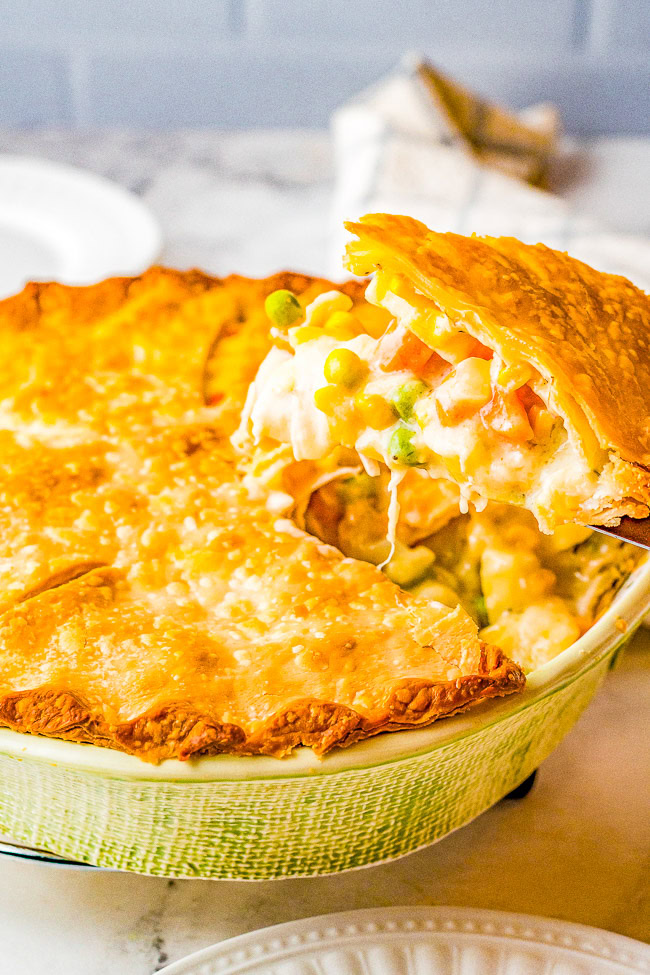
<box><xmin>0</xmin><ymin>155</ymin><xmax>162</xmax><ymax>293</ymax></box>
<box><xmin>158</xmin><ymin>906</ymin><xmax>650</xmax><ymax>974</ymax></box>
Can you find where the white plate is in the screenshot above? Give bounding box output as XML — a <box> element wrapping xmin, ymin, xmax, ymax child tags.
<box><xmin>159</xmin><ymin>906</ymin><xmax>650</xmax><ymax>974</ymax></box>
<box><xmin>0</xmin><ymin>155</ymin><xmax>162</xmax><ymax>299</ymax></box>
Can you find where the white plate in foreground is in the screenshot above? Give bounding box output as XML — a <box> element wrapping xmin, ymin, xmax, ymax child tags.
<box><xmin>0</xmin><ymin>155</ymin><xmax>161</xmax><ymax>299</ymax></box>
<box><xmin>160</xmin><ymin>906</ymin><xmax>650</xmax><ymax>974</ymax></box>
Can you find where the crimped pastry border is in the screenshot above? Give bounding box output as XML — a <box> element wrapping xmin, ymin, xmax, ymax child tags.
<box><xmin>0</xmin><ymin>642</ymin><xmax>523</xmax><ymax>763</ymax></box>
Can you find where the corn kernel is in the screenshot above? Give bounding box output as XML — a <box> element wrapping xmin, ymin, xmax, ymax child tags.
<box><xmin>323</xmin><ymin>348</ymin><xmax>367</xmax><ymax>388</ymax></box>
<box><xmin>529</xmin><ymin>404</ymin><xmax>556</xmax><ymax>442</ymax></box>
<box><xmin>290</xmin><ymin>325</ymin><xmax>323</xmax><ymax>345</ymax></box>
<box><xmin>355</xmin><ymin>392</ymin><xmax>397</xmax><ymax>430</ymax></box>
<box><xmin>331</xmin><ymin>418</ymin><xmax>358</xmax><ymax>447</ymax></box>
<box><xmin>323</xmin><ymin>311</ymin><xmax>363</xmax><ymax>340</ymax></box>
<box><xmin>314</xmin><ymin>385</ymin><xmax>345</xmax><ymax>417</ymax></box>
<box><xmin>306</xmin><ymin>291</ymin><xmax>353</xmax><ymax>328</ymax></box>
<box><xmin>359</xmin><ymin>306</ymin><xmax>392</xmax><ymax>339</ymax></box>
<box><xmin>497</xmin><ymin>362</ymin><xmax>534</xmax><ymax>390</ymax></box>
<box><xmin>388</xmin><ymin>274</ymin><xmax>411</xmax><ymax>299</ymax></box>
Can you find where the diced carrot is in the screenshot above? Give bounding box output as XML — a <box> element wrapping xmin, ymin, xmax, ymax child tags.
<box><xmin>516</xmin><ymin>383</ymin><xmax>544</xmax><ymax>411</ymax></box>
<box><xmin>419</xmin><ymin>350</ymin><xmax>450</xmax><ymax>382</ymax></box>
<box><xmin>516</xmin><ymin>385</ymin><xmax>556</xmax><ymax>441</ymax></box>
<box><xmin>481</xmin><ymin>388</ymin><xmax>534</xmax><ymax>442</ymax></box>
<box><xmin>378</xmin><ymin>327</ymin><xmax>434</xmax><ymax>374</ymax></box>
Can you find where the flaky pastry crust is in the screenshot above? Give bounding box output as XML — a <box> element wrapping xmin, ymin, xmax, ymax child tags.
<box><xmin>345</xmin><ymin>213</ymin><xmax>650</xmax><ymax>524</ymax></box>
<box><xmin>0</xmin><ymin>268</ymin><xmax>523</xmax><ymax>762</ymax></box>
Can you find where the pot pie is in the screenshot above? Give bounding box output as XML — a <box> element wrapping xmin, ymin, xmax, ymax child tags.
<box><xmin>0</xmin><ymin>218</ymin><xmax>646</xmax><ymax>764</ymax></box>
<box><xmin>0</xmin><ymin>268</ymin><xmax>526</xmax><ymax>763</ymax></box>
<box><xmin>242</xmin><ymin>213</ymin><xmax>650</xmax><ymax>534</ymax></box>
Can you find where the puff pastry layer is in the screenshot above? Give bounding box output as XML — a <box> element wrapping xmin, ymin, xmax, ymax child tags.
<box><xmin>0</xmin><ymin>269</ymin><xmax>523</xmax><ymax>762</ymax></box>
<box><xmin>343</xmin><ymin>214</ymin><xmax>650</xmax><ymax>529</ymax></box>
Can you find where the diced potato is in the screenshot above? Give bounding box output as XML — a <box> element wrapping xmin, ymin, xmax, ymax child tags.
<box><xmin>433</xmin><ymin>330</ymin><xmax>491</xmax><ymax>365</ymax></box>
<box><xmin>435</xmin><ymin>357</ymin><xmax>492</xmax><ymax>423</ymax></box>
<box><xmin>480</xmin><ymin>599</ymin><xmax>581</xmax><ymax>672</ymax></box>
<box><xmin>538</xmin><ymin>523</ymin><xmax>592</xmax><ymax>556</ymax></box>
<box><xmin>480</xmin><ymin>547</ymin><xmax>556</xmax><ymax>620</ymax></box>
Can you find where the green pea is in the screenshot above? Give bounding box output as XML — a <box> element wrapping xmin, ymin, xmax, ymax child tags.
<box><xmin>390</xmin><ymin>380</ymin><xmax>427</xmax><ymax>421</ymax></box>
<box><xmin>385</xmin><ymin>544</ymin><xmax>435</xmax><ymax>588</ymax></box>
<box><xmin>473</xmin><ymin>594</ymin><xmax>488</xmax><ymax>627</ymax></box>
<box><xmin>338</xmin><ymin>474</ymin><xmax>378</xmax><ymax>502</ymax></box>
<box><xmin>388</xmin><ymin>425</ymin><xmax>420</xmax><ymax>466</ymax></box>
<box><xmin>323</xmin><ymin>348</ymin><xmax>366</xmax><ymax>388</ymax></box>
<box><xmin>264</xmin><ymin>289</ymin><xmax>304</xmax><ymax>328</ymax></box>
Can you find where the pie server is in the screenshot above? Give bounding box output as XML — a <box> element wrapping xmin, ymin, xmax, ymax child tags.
<box><xmin>591</xmin><ymin>516</ymin><xmax>650</xmax><ymax>550</ymax></box>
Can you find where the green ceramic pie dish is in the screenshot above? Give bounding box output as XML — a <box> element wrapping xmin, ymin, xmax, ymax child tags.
<box><xmin>0</xmin><ymin>557</ymin><xmax>648</xmax><ymax>880</ymax></box>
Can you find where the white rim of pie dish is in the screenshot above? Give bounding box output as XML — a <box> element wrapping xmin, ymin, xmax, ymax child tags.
<box><xmin>1</xmin><ymin>556</ymin><xmax>648</xmax><ymax>783</ymax></box>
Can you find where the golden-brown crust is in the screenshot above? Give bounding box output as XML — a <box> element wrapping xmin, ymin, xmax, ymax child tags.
<box><xmin>344</xmin><ymin>213</ymin><xmax>650</xmax><ymax>511</ymax></box>
<box><xmin>0</xmin><ymin>267</ymin><xmax>524</xmax><ymax>762</ymax></box>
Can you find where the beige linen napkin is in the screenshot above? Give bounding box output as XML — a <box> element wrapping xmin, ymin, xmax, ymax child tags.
<box><xmin>329</xmin><ymin>56</ymin><xmax>650</xmax><ymax>293</ymax></box>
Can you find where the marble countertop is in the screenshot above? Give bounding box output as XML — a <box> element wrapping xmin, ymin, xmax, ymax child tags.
<box><xmin>0</xmin><ymin>128</ymin><xmax>649</xmax><ymax>975</ymax></box>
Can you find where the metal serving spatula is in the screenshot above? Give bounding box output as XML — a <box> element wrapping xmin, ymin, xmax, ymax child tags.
<box><xmin>590</xmin><ymin>516</ymin><xmax>650</xmax><ymax>551</ymax></box>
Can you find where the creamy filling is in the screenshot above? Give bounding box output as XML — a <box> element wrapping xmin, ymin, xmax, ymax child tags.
<box><xmin>232</xmin><ymin>282</ymin><xmax>642</xmax><ymax>673</ymax></box>
<box><xmin>235</xmin><ymin>279</ymin><xmax>620</xmax><ymax>534</ymax></box>
<box><xmin>301</xmin><ymin>473</ymin><xmax>643</xmax><ymax>672</ymax></box>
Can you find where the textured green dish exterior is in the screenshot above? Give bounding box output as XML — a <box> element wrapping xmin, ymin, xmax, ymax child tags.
<box><xmin>0</xmin><ymin>652</ymin><xmax>610</xmax><ymax>879</ymax></box>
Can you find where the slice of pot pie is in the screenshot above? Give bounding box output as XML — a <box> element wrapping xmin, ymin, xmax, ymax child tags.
<box><xmin>0</xmin><ymin>268</ymin><xmax>523</xmax><ymax>763</ymax></box>
<box><xmin>239</xmin><ymin>214</ymin><xmax>650</xmax><ymax>534</ymax></box>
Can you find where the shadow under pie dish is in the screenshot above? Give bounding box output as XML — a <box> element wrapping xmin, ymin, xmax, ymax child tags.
<box><xmin>0</xmin><ymin>221</ymin><xmax>647</xmax><ymax>877</ymax></box>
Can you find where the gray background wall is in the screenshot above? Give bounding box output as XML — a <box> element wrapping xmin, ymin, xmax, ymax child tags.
<box><xmin>1</xmin><ymin>0</ymin><xmax>648</xmax><ymax>133</ymax></box>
